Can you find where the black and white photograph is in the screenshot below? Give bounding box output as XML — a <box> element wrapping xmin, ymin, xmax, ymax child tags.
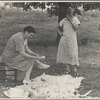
<box><xmin>0</xmin><ymin>1</ymin><xmax>100</xmax><ymax>99</ymax></box>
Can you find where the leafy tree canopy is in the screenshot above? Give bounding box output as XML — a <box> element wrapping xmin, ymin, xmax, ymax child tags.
<box><xmin>12</xmin><ymin>2</ymin><xmax>100</xmax><ymax>16</ymax></box>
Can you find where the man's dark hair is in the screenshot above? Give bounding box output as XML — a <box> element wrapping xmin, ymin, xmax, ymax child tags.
<box><xmin>23</xmin><ymin>26</ymin><xmax>35</xmax><ymax>33</ymax></box>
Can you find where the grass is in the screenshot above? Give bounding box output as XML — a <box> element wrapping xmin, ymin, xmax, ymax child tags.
<box><xmin>0</xmin><ymin>7</ymin><xmax>100</xmax><ymax>98</ymax></box>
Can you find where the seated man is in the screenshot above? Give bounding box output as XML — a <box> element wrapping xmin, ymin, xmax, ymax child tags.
<box><xmin>1</xmin><ymin>26</ymin><xmax>50</xmax><ymax>84</ymax></box>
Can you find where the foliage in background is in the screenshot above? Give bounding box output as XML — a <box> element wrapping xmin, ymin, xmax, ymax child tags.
<box><xmin>12</xmin><ymin>2</ymin><xmax>100</xmax><ymax>16</ymax></box>
<box><xmin>5</xmin><ymin>2</ymin><xmax>100</xmax><ymax>42</ymax></box>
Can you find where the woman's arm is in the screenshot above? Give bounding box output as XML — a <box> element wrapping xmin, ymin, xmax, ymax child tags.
<box><xmin>25</xmin><ymin>44</ymin><xmax>40</xmax><ymax>57</ymax></box>
<box><xmin>57</xmin><ymin>18</ymin><xmax>65</xmax><ymax>36</ymax></box>
<box><xmin>20</xmin><ymin>50</ymin><xmax>44</xmax><ymax>60</ymax></box>
<box><xmin>57</xmin><ymin>26</ymin><xmax>63</xmax><ymax>36</ymax></box>
<box><xmin>20</xmin><ymin>51</ymin><xmax>41</xmax><ymax>59</ymax></box>
<box><xmin>15</xmin><ymin>37</ymin><xmax>41</xmax><ymax>59</ymax></box>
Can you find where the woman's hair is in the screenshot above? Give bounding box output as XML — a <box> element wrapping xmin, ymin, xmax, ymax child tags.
<box><xmin>66</xmin><ymin>7</ymin><xmax>74</xmax><ymax>15</ymax></box>
<box><xmin>23</xmin><ymin>26</ymin><xmax>35</xmax><ymax>33</ymax></box>
<box><xmin>66</xmin><ymin>7</ymin><xmax>82</xmax><ymax>16</ymax></box>
<box><xmin>73</xmin><ymin>9</ymin><xmax>82</xmax><ymax>16</ymax></box>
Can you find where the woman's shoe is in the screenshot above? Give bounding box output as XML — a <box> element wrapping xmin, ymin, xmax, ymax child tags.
<box><xmin>74</xmin><ymin>72</ymin><xmax>80</xmax><ymax>77</ymax></box>
<box><xmin>69</xmin><ymin>66</ymin><xmax>80</xmax><ymax>77</ymax></box>
<box><xmin>23</xmin><ymin>80</ymin><xmax>31</xmax><ymax>85</ymax></box>
<box><xmin>37</xmin><ymin>63</ymin><xmax>50</xmax><ymax>69</ymax></box>
<box><xmin>65</xmin><ymin>67</ymin><xmax>70</xmax><ymax>74</ymax></box>
<box><xmin>70</xmin><ymin>71</ymin><xmax>80</xmax><ymax>78</ymax></box>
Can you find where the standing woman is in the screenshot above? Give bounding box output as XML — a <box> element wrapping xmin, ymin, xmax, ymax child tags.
<box><xmin>57</xmin><ymin>7</ymin><xmax>81</xmax><ymax>77</ymax></box>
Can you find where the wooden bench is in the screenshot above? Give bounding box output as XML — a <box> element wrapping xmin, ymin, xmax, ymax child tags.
<box><xmin>0</xmin><ymin>62</ymin><xmax>17</xmax><ymax>82</ymax></box>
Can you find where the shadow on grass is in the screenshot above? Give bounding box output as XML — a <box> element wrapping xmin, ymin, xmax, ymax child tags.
<box><xmin>30</xmin><ymin>63</ymin><xmax>68</xmax><ymax>80</ymax></box>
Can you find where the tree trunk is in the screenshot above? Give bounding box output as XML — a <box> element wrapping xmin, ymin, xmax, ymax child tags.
<box><xmin>56</xmin><ymin>3</ymin><xmax>70</xmax><ymax>44</ymax></box>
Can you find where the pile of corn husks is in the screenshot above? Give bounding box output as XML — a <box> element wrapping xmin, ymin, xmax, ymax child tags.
<box><xmin>4</xmin><ymin>73</ymin><xmax>97</xmax><ymax>99</ymax></box>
